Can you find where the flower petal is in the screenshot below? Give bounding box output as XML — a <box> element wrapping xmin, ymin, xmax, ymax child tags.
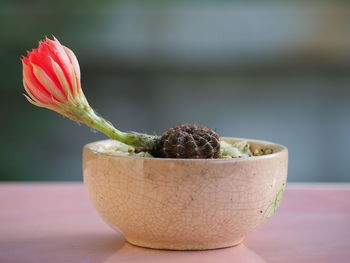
<box><xmin>22</xmin><ymin>61</ymin><xmax>53</xmax><ymax>104</ymax></box>
<box><xmin>28</xmin><ymin>43</ymin><xmax>64</xmax><ymax>94</ymax></box>
<box><xmin>63</xmin><ymin>46</ymin><xmax>81</xmax><ymax>96</ymax></box>
<box><xmin>63</xmin><ymin>46</ymin><xmax>80</xmax><ymax>81</ymax></box>
<box><xmin>47</xmin><ymin>37</ymin><xmax>75</xmax><ymax>92</ymax></box>
<box><xmin>32</xmin><ymin>64</ymin><xmax>66</xmax><ymax>102</ymax></box>
<box><xmin>50</xmin><ymin>57</ymin><xmax>71</xmax><ymax>97</ymax></box>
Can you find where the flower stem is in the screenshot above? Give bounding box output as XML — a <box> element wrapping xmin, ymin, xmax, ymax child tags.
<box><xmin>73</xmin><ymin>105</ymin><xmax>160</xmax><ymax>150</ymax></box>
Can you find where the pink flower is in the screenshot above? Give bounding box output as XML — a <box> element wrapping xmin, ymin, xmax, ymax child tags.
<box><xmin>22</xmin><ymin>37</ymin><xmax>158</xmax><ymax>150</ymax></box>
<box><xmin>22</xmin><ymin>37</ymin><xmax>89</xmax><ymax>121</ymax></box>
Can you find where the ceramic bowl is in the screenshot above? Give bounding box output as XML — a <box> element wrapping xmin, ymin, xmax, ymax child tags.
<box><xmin>83</xmin><ymin>138</ymin><xmax>288</xmax><ymax>250</ymax></box>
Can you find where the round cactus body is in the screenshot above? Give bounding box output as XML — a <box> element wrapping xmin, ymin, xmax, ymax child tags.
<box><xmin>155</xmin><ymin>124</ymin><xmax>220</xmax><ymax>159</ymax></box>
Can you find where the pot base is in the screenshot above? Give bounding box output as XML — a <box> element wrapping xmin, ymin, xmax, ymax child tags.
<box><xmin>125</xmin><ymin>238</ymin><xmax>244</xmax><ymax>251</ymax></box>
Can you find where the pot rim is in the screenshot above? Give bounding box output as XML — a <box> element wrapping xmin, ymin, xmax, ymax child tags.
<box><xmin>83</xmin><ymin>137</ymin><xmax>288</xmax><ymax>162</ymax></box>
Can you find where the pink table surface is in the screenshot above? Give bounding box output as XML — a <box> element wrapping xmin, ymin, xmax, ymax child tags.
<box><xmin>0</xmin><ymin>183</ymin><xmax>349</xmax><ymax>263</ymax></box>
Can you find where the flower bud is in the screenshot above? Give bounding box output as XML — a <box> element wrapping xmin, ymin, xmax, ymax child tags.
<box><xmin>22</xmin><ymin>37</ymin><xmax>89</xmax><ymax>122</ymax></box>
<box><xmin>22</xmin><ymin>37</ymin><xmax>159</xmax><ymax>150</ymax></box>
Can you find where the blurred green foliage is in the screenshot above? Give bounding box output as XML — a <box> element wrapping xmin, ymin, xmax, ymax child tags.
<box><xmin>1</xmin><ymin>1</ymin><xmax>350</xmax><ymax>181</ymax></box>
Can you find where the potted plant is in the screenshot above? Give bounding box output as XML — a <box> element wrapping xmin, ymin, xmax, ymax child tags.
<box><xmin>22</xmin><ymin>37</ymin><xmax>288</xmax><ymax>250</ymax></box>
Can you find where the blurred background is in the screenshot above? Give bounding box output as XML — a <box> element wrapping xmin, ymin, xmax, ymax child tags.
<box><xmin>1</xmin><ymin>1</ymin><xmax>350</xmax><ymax>182</ymax></box>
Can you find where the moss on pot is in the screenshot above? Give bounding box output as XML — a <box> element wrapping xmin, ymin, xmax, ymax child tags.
<box><xmin>91</xmin><ymin>139</ymin><xmax>273</xmax><ymax>159</ymax></box>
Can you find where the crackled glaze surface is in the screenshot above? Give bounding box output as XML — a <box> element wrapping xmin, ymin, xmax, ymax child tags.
<box><xmin>83</xmin><ymin>138</ymin><xmax>288</xmax><ymax>250</ymax></box>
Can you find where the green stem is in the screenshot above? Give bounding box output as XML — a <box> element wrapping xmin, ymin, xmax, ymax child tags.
<box><xmin>73</xmin><ymin>105</ymin><xmax>160</xmax><ymax>150</ymax></box>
